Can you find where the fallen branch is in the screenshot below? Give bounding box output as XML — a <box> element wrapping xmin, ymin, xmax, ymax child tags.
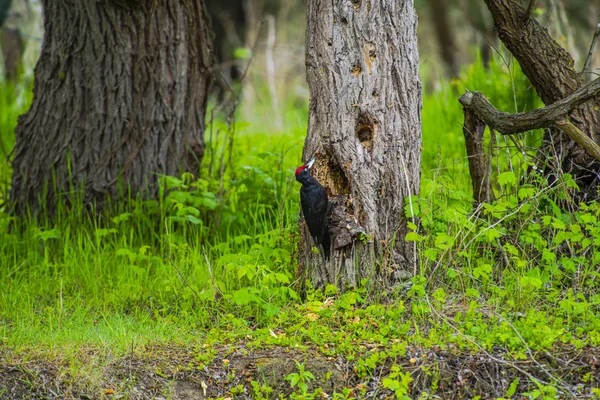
<box><xmin>458</xmin><ymin>77</ymin><xmax>600</xmax><ymax>135</ymax></box>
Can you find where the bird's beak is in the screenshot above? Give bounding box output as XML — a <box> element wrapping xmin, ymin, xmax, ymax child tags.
<box><xmin>306</xmin><ymin>157</ymin><xmax>316</xmax><ymax>169</ymax></box>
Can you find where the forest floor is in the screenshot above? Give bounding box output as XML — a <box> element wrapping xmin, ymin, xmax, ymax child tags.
<box><xmin>2</xmin><ymin>328</ymin><xmax>599</xmax><ymax>399</ymax></box>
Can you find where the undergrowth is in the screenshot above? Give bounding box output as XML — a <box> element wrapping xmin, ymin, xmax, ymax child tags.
<box><xmin>1</xmin><ymin>54</ymin><xmax>599</xmax><ymax>397</ymax></box>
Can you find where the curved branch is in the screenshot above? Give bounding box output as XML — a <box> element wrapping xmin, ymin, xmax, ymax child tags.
<box><xmin>459</xmin><ymin>77</ymin><xmax>600</xmax><ymax>135</ymax></box>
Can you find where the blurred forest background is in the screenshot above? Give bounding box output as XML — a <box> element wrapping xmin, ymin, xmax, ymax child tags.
<box><xmin>2</xmin><ymin>0</ymin><xmax>600</xmax><ymax>119</ymax></box>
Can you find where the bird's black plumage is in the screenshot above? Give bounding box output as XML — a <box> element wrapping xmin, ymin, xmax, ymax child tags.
<box><xmin>296</xmin><ymin>164</ymin><xmax>330</xmax><ymax>258</ymax></box>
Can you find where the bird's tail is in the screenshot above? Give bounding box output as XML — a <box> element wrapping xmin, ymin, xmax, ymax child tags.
<box><xmin>322</xmin><ymin>228</ymin><xmax>331</xmax><ymax>260</ymax></box>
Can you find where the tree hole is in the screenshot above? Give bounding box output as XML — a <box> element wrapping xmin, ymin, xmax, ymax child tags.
<box><xmin>326</xmin><ymin>159</ymin><xmax>350</xmax><ymax>196</ymax></box>
<box><xmin>350</xmin><ymin>0</ymin><xmax>361</xmax><ymax>10</ymax></box>
<box><xmin>356</xmin><ymin>111</ymin><xmax>377</xmax><ymax>152</ymax></box>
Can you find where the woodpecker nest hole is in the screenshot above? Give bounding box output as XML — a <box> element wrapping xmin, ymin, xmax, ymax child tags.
<box><xmin>312</xmin><ymin>157</ymin><xmax>350</xmax><ymax>198</ymax></box>
<box><xmin>356</xmin><ymin>111</ymin><xmax>377</xmax><ymax>152</ymax></box>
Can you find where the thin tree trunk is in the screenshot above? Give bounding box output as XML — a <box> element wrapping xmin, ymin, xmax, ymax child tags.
<box><xmin>1</xmin><ymin>26</ymin><xmax>23</xmax><ymax>82</ymax></box>
<box><xmin>483</xmin><ymin>0</ymin><xmax>600</xmax><ymax>199</ymax></box>
<box><xmin>428</xmin><ymin>0</ymin><xmax>459</xmax><ymax>78</ymax></box>
<box><xmin>301</xmin><ymin>0</ymin><xmax>422</xmax><ymax>289</ymax></box>
<box><xmin>10</xmin><ymin>0</ymin><xmax>215</xmax><ymax>216</ymax></box>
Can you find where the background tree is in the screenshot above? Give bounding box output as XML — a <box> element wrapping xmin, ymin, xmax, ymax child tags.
<box><xmin>9</xmin><ymin>0</ymin><xmax>215</xmax><ymax>216</ymax></box>
<box><xmin>300</xmin><ymin>0</ymin><xmax>422</xmax><ymax>289</ymax></box>
<box><xmin>428</xmin><ymin>0</ymin><xmax>459</xmax><ymax>78</ymax></box>
<box><xmin>0</xmin><ymin>0</ymin><xmax>24</xmax><ymax>82</ymax></box>
<box><xmin>476</xmin><ymin>0</ymin><xmax>600</xmax><ymax>200</ymax></box>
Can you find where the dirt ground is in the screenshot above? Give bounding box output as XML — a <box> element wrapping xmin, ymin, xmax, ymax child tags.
<box><xmin>1</xmin><ymin>344</ymin><xmax>599</xmax><ymax>399</ymax></box>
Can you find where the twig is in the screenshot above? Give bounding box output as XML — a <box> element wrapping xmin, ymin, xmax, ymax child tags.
<box><xmin>583</xmin><ymin>23</ymin><xmax>600</xmax><ymax>82</ymax></box>
<box><xmin>202</xmin><ymin>246</ymin><xmax>226</xmax><ymax>301</ymax></box>
<box><xmin>526</xmin><ymin>0</ymin><xmax>538</xmax><ymax>21</ymax></box>
<box><xmin>265</xmin><ymin>15</ymin><xmax>283</xmax><ymax>130</ymax></box>
<box><xmin>495</xmin><ymin>239</ymin><xmax>511</xmax><ymax>268</ymax></box>
<box><xmin>0</xmin><ymin>132</ymin><xmax>8</xmax><ymax>160</ymax></box>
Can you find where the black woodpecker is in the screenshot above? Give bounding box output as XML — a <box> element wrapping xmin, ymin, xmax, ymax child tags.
<box><xmin>295</xmin><ymin>157</ymin><xmax>331</xmax><ymax>259</ymax></box>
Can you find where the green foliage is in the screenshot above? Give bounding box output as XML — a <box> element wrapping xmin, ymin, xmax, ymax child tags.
<box><xmin>382</xmin><ymin>365</ymin><xmax>413</xmax><ymax>400</ymax></box>
<box><xmin>285</xmin><ymin>361</ymin><xmax>316</xmax><ymax>394</ymax></box>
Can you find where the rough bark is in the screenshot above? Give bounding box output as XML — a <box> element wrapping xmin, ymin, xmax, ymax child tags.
<box><xmin>10</xmin><ymin>0</ymin><xmax>215</xmax><ymax>216</ymax></box>
<box><xmin>483</xmin><ymin>0</ymin><xmax>600</xmax><ymax>198</ymax></box>
<box><xmin>301</xmin><ymin>0</ymin><xmax>422</xmax><ymax>289</ymax></box>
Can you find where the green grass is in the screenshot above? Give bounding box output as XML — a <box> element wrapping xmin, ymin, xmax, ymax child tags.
<box><xmin>1</xmin><ymin>54</ymin><xmax>599</xmax><ymax>397</ymax></box>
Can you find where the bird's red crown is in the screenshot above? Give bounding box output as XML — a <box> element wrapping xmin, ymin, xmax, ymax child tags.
<box><xmin>295</xmin><ymin>165</ymin><xmax>308</xmax><ymax>177</ymax></box>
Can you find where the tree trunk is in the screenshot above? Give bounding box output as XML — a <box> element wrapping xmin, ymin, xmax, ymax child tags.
<box><xmin>1</xmin><ymin>26</ymin><xmax>23</xmax><ymax>82</ymax></box>
<box><xmin>0</xmin><ymin>0</ymin><xmax>11</xmax><ymax>27</ymax></box>
<box><xmin>428</xmin><ymin>0</ymin><xmax>459</xmax><ymax>78</ymax></box>
<box><xmin>483</xmin><ymin>0</ymin><xmax>600</xmax><ymax>199</ymax></box>
<box><xmin>301</xmin><ymin>0</ymin><xmax>422</xmax><ymax>290</ymax></box>
<box><xmin>0</xmin><ymin>0</ymin><xmax>24</xmax><ymax>83</ymax></box>
<box><xmin>9</xmin><ymin>0</ymin><xmax>215</xmax><ymax>216</ymax></box>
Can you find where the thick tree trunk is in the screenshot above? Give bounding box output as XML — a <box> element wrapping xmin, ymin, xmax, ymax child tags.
<box><xmin>301</xmin><ymin>0</ymin><xmax>422</xmax><ymax>289</ymax></box>
<box><xmin>483</xmin><ymin>0</ymin><xmax>600</xmax><ymax>199</ymax></box>
<box><xmin>10</xmin><ymin>0</ymin><xmax>215</xmax><ymax>215</ymax></box>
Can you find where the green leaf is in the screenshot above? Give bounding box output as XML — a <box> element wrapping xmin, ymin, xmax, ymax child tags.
<box><xmin>275</xmin><ymin>273</ymin><xmax>290</xmax><ymax>284</ymax></box>
<box><xmin>520</xmin><ymin>276</ymin><xmax>542</xmax><ymax>290</ymax></box>
<box><xmin>112</xmin><ymin>212</ymin><xmax>132</xmax><ymax>224</ymax></box>
<box><xmin>433</xmin><ymin>288</ymin><xmax>446</xmax><ymax>302</ymax></box>
<box><xmin>498</xmin><ymin>171</ymin><xmax>517</xmax><ymax>186</ymax></box>
<box><xmin>505</xmin><ymin>378</ymin><xmax>519</xmax><ymax>397</ymax></box>
<box><xmin>232</xmin><ymin>288</ymin><xmax>257</xmax><ymax>305</ymax></box>
<box><xmin>405</xmin><ymin>232</ymin><xmax>426</xmax><ymax>242</ymax></box>
<box><xmin>186</xmin><ymin>215</ymin><xmax>202</xmax><ymax>225</ymax></box>
<box><xmin>233</xmin><ymin>47</ymin><xmax>252</xmax><ymax>59</ymax></box>
<box><xmin>95</xmin><ymin>228</ymin><xmax>117</xmax><ymax>237</ymax></box>
<box><xmin>434</xmin><ymin>233</ymin><xmax>454</xmax><ymax>250</ymax></box>
<box><xmin>35</xmin><ymin>228</ymin><xmax>61</xmax><ymax>241</ymax></box>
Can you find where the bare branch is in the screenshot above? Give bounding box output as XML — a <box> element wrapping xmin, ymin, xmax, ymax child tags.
<box><xmin>553</xmin><ymin>118</ymin><xmax>600</xmax><ymax>161</ymax></box>
<box><xmin>583</xmin><ymin>23</ymin><xmax>600</xmax><ymax>82</ymax></box>
<box><xmin>526</xmin><ymin>0</ymin><xmax>538</xmax><ymax>20</ymax></box>
<box><xmin>458</xmin><ymin>77</ymin><xmax>600</xmax><ymax>135</ymax></box>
